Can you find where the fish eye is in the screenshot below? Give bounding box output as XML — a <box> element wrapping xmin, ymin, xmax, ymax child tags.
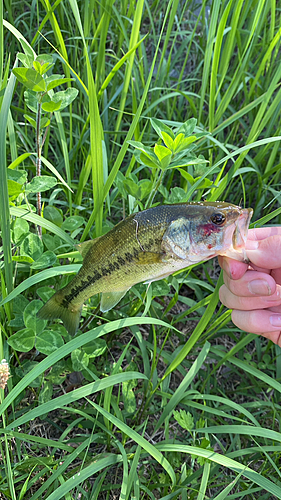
<box><xmin>211</xmin><ymin>213</ymin><xmax>226</xmax><ymax>226</ymax></box>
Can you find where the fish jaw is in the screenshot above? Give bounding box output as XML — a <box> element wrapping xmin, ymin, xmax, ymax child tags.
<box><xmin>219</xmin><ymin>207</ymin><xmax>253</xmax><ymax>262</ymax></box>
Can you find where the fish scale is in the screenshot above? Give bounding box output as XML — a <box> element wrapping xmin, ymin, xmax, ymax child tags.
<box><xmin>38</xmin><ymin>202</ymin><xmax>253</xmax><ymax>334</ymax></box>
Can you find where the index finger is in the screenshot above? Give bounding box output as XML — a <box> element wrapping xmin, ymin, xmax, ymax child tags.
<box><xmin>218</xmin><ymin>227</ymin><xmax>281</xmax><ymax>279</ymax></box>
<box><xmin>247</xmin><ymin>226</ymin><xmax>281</xmax><ymax>240</ymax></box>
<box><xmin>246</xmin><ymin>235</ymin><xmax>281</xmax><ymax>269</ymax></box>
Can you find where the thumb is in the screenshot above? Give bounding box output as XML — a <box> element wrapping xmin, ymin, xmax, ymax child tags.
<box><xmin>246</xmin><ymin>235</ymin><xmax>281</xmax><ymax>269</ymax></box>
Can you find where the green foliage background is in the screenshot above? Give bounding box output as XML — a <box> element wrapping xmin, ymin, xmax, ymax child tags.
<box><xmin>0</xmin><ymin>0</ymin><xmax>281</xmax><ymax>498</ymax></box>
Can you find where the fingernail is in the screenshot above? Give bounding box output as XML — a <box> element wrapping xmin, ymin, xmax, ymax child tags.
<box><xmin>270</xmin><ymin>315</ymin><xmax>281</xmax><ymax>327</ymax></box>
<box><xmin>248</xmin><ymin>279</ymin><xmax>272</xmax><ymax>296</ymax></box>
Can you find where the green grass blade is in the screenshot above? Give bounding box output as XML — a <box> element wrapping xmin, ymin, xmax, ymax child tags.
<box><xmin>3</xmin><ymin>20</ymin><xmax>36</xmax><ymax>58</ymax></box>
<box><xmin>214</xmin><ymin>0</ymin><xmax>267</xmax><ymax>127</ymax></box>
<box><xmin>95</xmin><ymin>0</ymin><xmax>115</xmax><ymax>87</ymax></box>
<box><xmin>212</xmin><ymin>349</ymin><xmax>281</xmax><ymax>394</ymax></box>
<box><xmin>0</xmin><ymin>0</ymin><xmax>2</xmax><ymax>87</ymax></box>
<box><xmin>161</xmin><ymin>274</ymin><xmax>223</xmax><ymax>381</ymax></box>
<box><xmin>197</xmin><ymin>462</ymin><xmax>211</xmax><ymax>500</ymax></box>
<box><xmin>87</xmin><ymin>57</ymin><xmax>104</xmax><ymax>237</ymax></box>
<box><xmin>125</xmin><ymin>444</ymin><xmax>142</xmax><ymax>500</ymax></box>
<box><xmin>7</xmin><ymin>110</ymin><xmax>17</xmax><ymax>162</ymax></box>
<box><xmin>153</xmin><ymin>0</ymin><xmax>180</xmax><ymax>85</ymax></box>
<box><xmin>198</xmin><ymin>0</ymin><xmax>220</xmax><ymax>125</ymax></box>
<box><xmin>6</xmin><ymin>372</ymin><xmax>147</xmax><ymax>429</ymax></box>
<box><xmin>202</xmin><ymin>333</ymin><xmax>256</xmax><ymax>389</ymax></box>
<box><xmin>189</xmin><ymin>136</ymin><xmax>281</xmax><ymax>201</ymax></box>
<box><xmin>9</xmin><ymin>207</ymin><xmax>75</xmax><ymax>245</ymax></box>
<box><xmin>229</xmin><ymin>445</ymin><xmax>281</xmax><ymax>459</ymax></box>
<box><xmin>74</xmin><ymin>154</ymin><xmax>91</xmax><ymax>207</ymax></box>
<box><xmin>183</xmin><ymin>394</ymin><xmax>260</xmax><ymax>426</ymax></box>
<box><xmin>31</xmin><ymin>0</ymin><xmax>64</xmax><ymax>47</ymax></box>
<box><xmin>157</xmin><ymin>444</ymin><xmax>281</xmax><ymax>498</ymax></box>
<box><xmin>0</xmin><ymin>67</ymin><xmax>17</xmax><ymax>294</ymax></box>
<box><xmin>209</xmin><ymin>0</ymin><xmax>233</xmax><ymax>132</ymax></box>
<box><xmin>276</xmin><ymin>345</ymin><xmax>281</xmax><ymax>384</ymax></box>
<box><xmin>215</xmin><ymin>0</ymin><xmax>244</xmax><ymax>104</ymax></box>
<box><xmin>0</xmin><ymin>265</ymin><xmax>81</xmax><ymax>308</ymax></box>
<box><xmin>68</xmin><ymin>0</ymin><xmax>104</xmax><ymax>236</ymax></box>
<box><xmin>98</xmin><ymin>35</ymin><xmax>147</xmax><ymax>97</ymax></box>
<box><xmin>115</xmin><ymin>440</ymin><xmax>129</xmax><ymax>500</ymax></box>
<box><xmin>28</xmin><ymin>434</ymin><xmax>100</xmax><ymax>500</ymax></box>
<box><xmin>81</xmin><ymin>0</ymin><xmax>175</xmax><ymax>240</ymax></box>
<box><xmin>249</xmin><ymin>23</ymin><xmax>281</xmax><ymax>97</ymax></box>
<box><xmin>44</xmin><ymin>455</ymin><xmax>123</xmax><ymax>500</ymax></box>
<box><xmin>155</xmin><ymin>341</ymin><xmax>211</xmax><ymax>431</ymax></box>
<box><xmin>0</xmin><ymin>317</ymin><xmax>177</xmax><ymax>415</ymax></box>
<box><xmin>2</xmin><ymin>430</ymin><xmax>76</xmax><ymax>452</ymax></box>
<box><xmin>39</xmin><ymin>0</ymin><xmax>70</xmax><ymax>72</ymax></box>
<box><xmin>114</xmin><ymin>0</ymin><xmax>145</xmax><ymax>135</ymax></box>
<box><xmin>195</xmin><ymin>425</ymin><xmax>281</xmax><ymax>444</ymax></box>
<box><xmin>213</xmin><ymin>93</ymin><xmax>265</xmax><ymax>136</ymax></box>
<box><xmin>41</xmin><ymin>155</ymin><xmax>73</xmax><ymax>192</ymax></box>
<box><xmin>53</xmin><ymin>112</ymin><xmax>73</xmax><ymax>213</ymax></box>
<box><xmin>90</xmin><ymin>401</ymin><xmax>177</xmax><ymax>485</ymax></box>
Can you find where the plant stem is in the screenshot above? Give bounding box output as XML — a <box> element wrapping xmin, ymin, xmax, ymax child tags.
<box><xmin>145</xmin><ymin>169</ymin><xmax>165</xmax><ymax>209</ymax></box>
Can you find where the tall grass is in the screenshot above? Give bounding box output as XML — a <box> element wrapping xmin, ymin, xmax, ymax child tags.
<box><xmin>0</xmin><ymin>64</ymin><xmax>15</xmax><ymax>297</ymax></box>
<box><xmin>1</xmin><ymin>0</ymin><xmax>281</xmax><ymax>498</ymax></box>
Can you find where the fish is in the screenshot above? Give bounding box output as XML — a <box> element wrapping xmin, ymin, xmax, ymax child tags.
<box><xmin>38</xmin><ymin>201</ymin><xmax>253</xmax><ymax>335</ymax></box>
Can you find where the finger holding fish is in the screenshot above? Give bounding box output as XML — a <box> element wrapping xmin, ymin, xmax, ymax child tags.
<box><xmin>219</xmin><ymin>282</ymin><xmax>281</xmax><ymax>310</ymax></box>
<box><xmin>219</xmin><ymin>227</ymin><xmax>281</xmax><ymax>279</ymax></box>
<box><xmin>219</xmin><ymin>226</ymin><xmax>281</xmax><ymax>345</ymax></box>
<box><xmin>231</xmin><ymin>309</ymin><xmax>281</xmax><ymax>347</ymax></box>
<box><xmin>221</xmin><ymin>269</ymin><xmax>279</xmax><ymax>298</ymax></box>
<box><xmin>219</xmin><ymin>229</ymin><xmax>281</xmax><ymax>303</ymax></box>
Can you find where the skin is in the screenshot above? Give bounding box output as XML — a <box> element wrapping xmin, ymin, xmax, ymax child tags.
<box><xmin>218</xmin><ymin>227</ymin><xmax>281</xmax><ymax>347</ymax></box>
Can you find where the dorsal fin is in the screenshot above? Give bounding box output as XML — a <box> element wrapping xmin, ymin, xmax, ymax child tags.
<box><xmin>75</xmin><ymin>238</ymin><xmax>100</xmax><ymax>258</ymax></box>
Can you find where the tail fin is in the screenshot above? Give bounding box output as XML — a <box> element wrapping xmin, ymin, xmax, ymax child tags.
<box><xmin>38</xmin><ymin>291</ymin><xmax>82</xmax><ymax>335</ymax></box>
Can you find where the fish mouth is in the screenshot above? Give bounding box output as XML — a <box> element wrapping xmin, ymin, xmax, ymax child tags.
<box><xmin>232</xmin><ymin>208</ymin><xmax>253</xmax><ymax>261</ymax></box>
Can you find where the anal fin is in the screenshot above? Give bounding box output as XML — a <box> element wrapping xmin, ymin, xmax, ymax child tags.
<box><xmin>100</xmin><ymin>289</ymin><xmax>130</xmax><ymax>312</ymax></box>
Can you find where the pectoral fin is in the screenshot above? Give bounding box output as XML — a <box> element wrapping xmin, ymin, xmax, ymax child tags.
<box><xmin>100</xmin><ymin>289</ymin><xmax>130</xmax><ymax>312</ymax></box>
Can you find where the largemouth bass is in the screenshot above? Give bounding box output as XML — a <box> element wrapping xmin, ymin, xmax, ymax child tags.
<box><xmin>38</xmin><ymin>202</ymin><xmax>253</xmax><ymax>334</ymax></box>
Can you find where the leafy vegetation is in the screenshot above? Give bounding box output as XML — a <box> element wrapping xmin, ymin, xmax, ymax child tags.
<box><xmin>1</xmin><ymin>0</ymin><xmax>281</xmax><ymax>498</ymax></box>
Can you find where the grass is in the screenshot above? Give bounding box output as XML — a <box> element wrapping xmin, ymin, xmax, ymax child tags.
<box><xmin>0</xmin><ymin>0</ymin><xmax>281</xmax><ymax>498</ymax></box>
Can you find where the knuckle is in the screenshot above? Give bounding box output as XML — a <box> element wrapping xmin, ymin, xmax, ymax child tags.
<box><xmin>219</xmin><ymin>285</ymin><xmax>229</xmax><ymax>306</ymax></box>
<box><xmin>231</xmin><ymin>309</ymin><xmax>254</xmax><ymax>332</ymax></box>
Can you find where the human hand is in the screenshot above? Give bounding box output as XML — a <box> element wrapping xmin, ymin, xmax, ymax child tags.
<box><xmin>218</xmin><ymin>227</ymin><xmax>281</xmax><ymax>347</ymax></box>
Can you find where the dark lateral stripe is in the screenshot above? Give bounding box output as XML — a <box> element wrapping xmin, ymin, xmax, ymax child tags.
<box><xmin>124</xmin><ymin>252</ymin><xmax>133</xmax><ymax>262</ymax></box>
<box><xmin>62</xmin><ymin>258</ymin><xmax>123</xmax><ymax>306</ymax></box>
